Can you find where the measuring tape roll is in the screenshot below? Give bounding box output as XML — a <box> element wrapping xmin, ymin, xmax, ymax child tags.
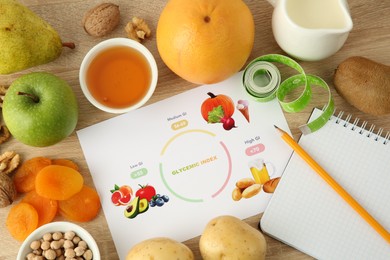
<box><xmin>242</xmin><ymin>54</ymin><xmax>335</xmax><ymax>134</ymax></box>
<box><xmin>243</xmin><ymin>61</ymin><xmax>281</xmax><ymax>102</ymax></box>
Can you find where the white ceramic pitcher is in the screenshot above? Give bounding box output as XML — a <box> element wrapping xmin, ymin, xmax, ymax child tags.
<box><xmin>267</xmin><ymin>0</ymin><xmax>353</xmax><ymax>61</ymax></box>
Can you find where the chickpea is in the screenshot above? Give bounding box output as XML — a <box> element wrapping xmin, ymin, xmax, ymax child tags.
<box><xmin>64</xmin><ymin>231</ymin><xmax>76</xmax><ymax>240</ymax></box>
<box><xmin>44</xmin><ymin>249</ymin><xmax>57</xmax><ymax>260</ymax></box>
<box><xmin>50</xmin><ymin>240</ymin><xmax>63</xmax><ymax>250</ymax></box>
<box><xmin>52</xmin><ymin>231</ymin><xmax>63</xmax><ymax>240</ymax></box>
<box><xmin>78</xmin><ymin>240</ymin><xmax>88</xmax><ymax>249</ymax></box>
<box><xmin>63</xmin><ymin>240</ymin><xmax>74</xmax><ymax>249</ymax></box>
<box><xmin>73</xmin><ymin>236</ymin><xmax>81</xmax><ymax>245</ymax></box>
<box><xmin>42</xmin><ymin>233</ymin><xmax>52</xmax><ymax>241</ymax></box>
<box><xmin>65</xmin><ymin>248</ymin><xmax>76</xmax><ymax>258</ymax></box>
<box><xmin>40</xmin><ymin>241</ymin><xmax>50</xmax><ymax>251</ymax></box>
<box><xmin>25</xmin><ymin>231</ymin><xmax>92</xmax><ymax>259</ymax></box>
<box><xmin>30</xmin><ymin>240</ymin><xmax>41</xmax><ymax>250</ymax></box>
<box><xmin>74</xmin><ymin>246</ymin><xmax>86</xmax><ymax>256</ymax></box>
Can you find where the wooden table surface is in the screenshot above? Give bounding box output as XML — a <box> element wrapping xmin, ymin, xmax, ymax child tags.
<box><xmin>1</xmin><ymin>0</ymin><xmax>390</xmax><ymax>259</ymax></box>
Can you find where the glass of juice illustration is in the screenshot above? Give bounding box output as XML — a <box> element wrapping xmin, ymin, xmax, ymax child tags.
<box><xmin>248</xmin><ymin>158</ymin><xmax>270</xmax><ymax>184</ymax></box>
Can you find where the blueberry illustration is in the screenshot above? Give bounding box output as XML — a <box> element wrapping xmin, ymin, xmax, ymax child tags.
<box><xmin>149</xmin><ymin>200</ymin><xmax>156</xmax><ymax>207</ymax></box>
<box><xmin>155</xmin><ymin>197</ymin><xmax>164</xmax><ymax>207</ymax></box>
<box><xmin>162</xmin><ymin>195</ymin><xmax>169</xmax><ymax>202</ymax></box>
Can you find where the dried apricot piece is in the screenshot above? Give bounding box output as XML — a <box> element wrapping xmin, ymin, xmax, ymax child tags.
<box><xmin>13</xmin><ymin>157</ymin><xmax>51</xmax><ymax>193</ymax></box>
<box><xmin>6</xmin><ymin>202</ymin><xmax>39</xmax><ymax>241</ymax></box>
<box><xmin>35</xmin><ymin>165</ymin><xmax>84</xmax><ymax>200</ymax></box>
<box><xmin>52</xmin><ymin>158</ymin><xmax>79</xmax><ymax>171</ymax></box>
<box><xmin>22</xmin><ymin>190</ymin><xmax>58</xmax><ymax>227</ymax></box>
<box><xmin>58</xmin><ymin>185</ymin><xmax>101</xmax><ymax>222</ymax></box>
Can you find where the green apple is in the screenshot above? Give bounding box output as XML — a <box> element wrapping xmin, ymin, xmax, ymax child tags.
<box><xmin>2</xmin><ymin>72</ymin><xmax>78</xmax><ymax>147</ymax></box>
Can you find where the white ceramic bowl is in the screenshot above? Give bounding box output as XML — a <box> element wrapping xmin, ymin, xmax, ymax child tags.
<box><xmin>17</xmin><ymin>221</ymin><xmax>100</xmax><ymax>260</ymax></box>
<box><xmin>79</xmin><ymin>37</ymin><xmax>158</xmax><ymax>114</ymax></box>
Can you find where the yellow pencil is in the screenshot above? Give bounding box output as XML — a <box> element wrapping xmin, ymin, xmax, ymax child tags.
<box><xmin>274</xmin><ymin>125</ymin><xmax>390</xmax><ymax>244</ymax></box>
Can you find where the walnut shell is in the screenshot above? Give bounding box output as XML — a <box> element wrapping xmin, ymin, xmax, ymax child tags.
<box><xmin>82</xmin><ymin>3</ymin><xmax>120</xmax><ymax>37</ymax></box>
<box><xmin>0</xmin><ymin>173</ymin><xmax>17</xmax><ymax>208</ymax></box>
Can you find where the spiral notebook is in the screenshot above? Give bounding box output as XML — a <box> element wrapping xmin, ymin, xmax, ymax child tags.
<box><xmin>260</xmin><ymin>108</ymin><xmax>390</xmax><ymax>259</ymax></box>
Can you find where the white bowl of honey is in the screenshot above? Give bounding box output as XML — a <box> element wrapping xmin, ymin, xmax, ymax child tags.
<box><xmin>79</xmin><ymin>38</ymin><xmax>158</xmax><ymax>113</ymax></box>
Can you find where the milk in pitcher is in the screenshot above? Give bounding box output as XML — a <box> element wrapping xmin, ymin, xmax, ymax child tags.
<box><xmin>286</xmin><ymin>0</ymin><xmax>348</xmax><ymax>29</ymax></box>
<box><xmin>269</xmin><ymin>0</ymin><xmax>353</xmax><ymax>60</ymax></box>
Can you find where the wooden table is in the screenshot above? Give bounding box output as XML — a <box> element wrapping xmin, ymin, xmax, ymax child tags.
<box><xmin>1</xmin><ymin>0</ymin><xmax>390</xmax><ymax>259</ymax></box>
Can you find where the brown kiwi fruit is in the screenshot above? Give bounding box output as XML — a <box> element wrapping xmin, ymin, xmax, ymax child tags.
<box><xmin>334</xmin><ymin>56</ymin><xmax>390</xmax><ymax>115</ymax></box>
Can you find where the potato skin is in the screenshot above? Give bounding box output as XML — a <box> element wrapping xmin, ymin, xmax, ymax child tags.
<box><xmin>126</xmin><ymin>237</ymin><xmax>194</xmax><ymax>260</ymax></box>
<box><xmin>199</xmin><ymin>215</ymin><xmax>267</xmax><ymax>260</ymax></box>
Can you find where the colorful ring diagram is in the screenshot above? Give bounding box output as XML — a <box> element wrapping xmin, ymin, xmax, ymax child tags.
<box><xmin>159</xmin><ymin>129</ymin><xmax>232</xmax><ymax>202</ymax></box>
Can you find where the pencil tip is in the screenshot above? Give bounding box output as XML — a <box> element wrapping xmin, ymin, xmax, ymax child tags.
<box><xmin>274</xmin><ymin>125</ymin><xmax>279</xmax><ymax>129</ymax></box>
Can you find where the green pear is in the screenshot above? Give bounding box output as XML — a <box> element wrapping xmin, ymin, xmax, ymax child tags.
<box><xmin>0</xmin><ymin>0</ymin><xmax>75</xmax><ymax>74</ymax></box>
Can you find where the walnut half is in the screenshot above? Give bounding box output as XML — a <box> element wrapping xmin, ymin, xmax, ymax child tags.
<box><xmin>0</xmin><ymin>85</ymin><xmax>9</xmax><ymax>108</ymax></box>
<box><xmin>82</xmin><ymin>3</ymin><xmax>121</xmax><ymax>37</ymax></box>
<box><xmin>0</xmin><ymin>125</ymin><xmax>11</xmax><ymax>144</ymax></box>
<box><xmin>125</xmin><ymin>17</ymin><xmax>151</xmax><ymax>42</ymax></box>
<box><xmin>0</xmin><ymin>151</ymin><xmax>20</xmax><ymax>175</ymax></box>
<box><xmin>0</xmin><ymin>172</ymin><xmax>17</xmax><ymax>208</ymax></box>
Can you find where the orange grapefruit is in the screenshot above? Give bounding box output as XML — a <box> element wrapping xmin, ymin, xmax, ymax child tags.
<box><xmin>156</xmin><ymin>0</ymin><xmax>255</xmax><ymax>84</ymax></box>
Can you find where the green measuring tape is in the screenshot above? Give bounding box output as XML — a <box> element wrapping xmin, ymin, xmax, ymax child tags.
<box><xmin>242</xmin><ymin>54</ymin><xmax>334</xmax><ymax>134</ymax></box>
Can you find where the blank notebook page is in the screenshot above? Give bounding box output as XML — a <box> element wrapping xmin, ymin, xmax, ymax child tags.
<box><xmin>261</xmin><ymin>108</ymin><xmax>390</xmax><ymax>259</ymax></box>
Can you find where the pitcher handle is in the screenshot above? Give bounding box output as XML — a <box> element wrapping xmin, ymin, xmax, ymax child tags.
<box><xmin>266</xmin><ymin>0</ymin><xmax>277</xmax><ymax>7</ymax></box>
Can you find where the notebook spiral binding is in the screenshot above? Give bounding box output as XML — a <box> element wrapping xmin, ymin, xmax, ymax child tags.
<box><xmin>333</xmin><ymin>110</ymin><xmax>389</xmax><ymax>145</ymax></box>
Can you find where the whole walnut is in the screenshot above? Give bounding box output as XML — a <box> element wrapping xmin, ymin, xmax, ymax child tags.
<box><xmin>82</xmin><ymin>3</ymin><xmax>120</xmax><ymax>37</ymax></box>
<box><xmin>0</xmin><ymin>173</ymin><xmax>17</xmax><ymax>207</ymax></box>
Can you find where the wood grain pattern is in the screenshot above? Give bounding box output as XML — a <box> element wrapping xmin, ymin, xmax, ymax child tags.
<box><xmin>1</xmin><ymin>0</ymin><xmax>390</xmax><ymax>259</ymax></box>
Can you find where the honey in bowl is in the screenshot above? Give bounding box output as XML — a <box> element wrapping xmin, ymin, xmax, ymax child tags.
<box><xmin>86</xmin><ymin>46</ymin><xmax>151</xmax><ymax>109</ymax></box>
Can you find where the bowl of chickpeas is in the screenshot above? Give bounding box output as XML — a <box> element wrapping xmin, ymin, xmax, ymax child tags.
<box><xmin>17</xmin><ymin>221</ymin><xmax>100</xmax><ymax>260</ymax></box>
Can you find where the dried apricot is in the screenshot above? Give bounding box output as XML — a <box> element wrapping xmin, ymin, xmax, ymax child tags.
<box><xmin>22</xmin><ymin>190</ymin><xmax>58</xmax><ymax>227</ymax></box>
<box><xmin>52</xmin><ymin>158</ymin><xmax>79</xmax><ymax>171</ymax></box>
<box><xmin>58</xmin><ymin>185</ymin><xmax>101</xmax><ymax>222</ymax></box>
<box><xmin>6</xmin><ymin>202</ymin><xmax>39</xmax><ymax>241</ymax></box>
<box><xmin>13</xmin><ymin>157</ymin><xmax>51</xmax><ymax>193</ymax></box>
<box><xmin>35</xmin><ymin>165</ymin><xmax>84</xmax><ymax>200</ymax></box>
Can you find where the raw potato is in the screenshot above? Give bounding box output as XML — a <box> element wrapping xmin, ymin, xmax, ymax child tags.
<box><xmin>334</xmin><ymin>56</ymin><xmax>390</xmax><ymax>115</ymax></box>
<box><xmin>199</xmin><ymin>215</ymin><xmax>267</xmax><ymax>260</ymax></box>
<box><xmin>126</xmin><ymin>237</ymin><xmax>194</xmax><ymax>260</ymax></box>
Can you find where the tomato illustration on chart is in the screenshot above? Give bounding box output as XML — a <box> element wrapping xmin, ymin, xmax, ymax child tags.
<box><xmin>135</xmin><ymin>184</ymin><xmax>156</xmax><ymax>202</ymax></box>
